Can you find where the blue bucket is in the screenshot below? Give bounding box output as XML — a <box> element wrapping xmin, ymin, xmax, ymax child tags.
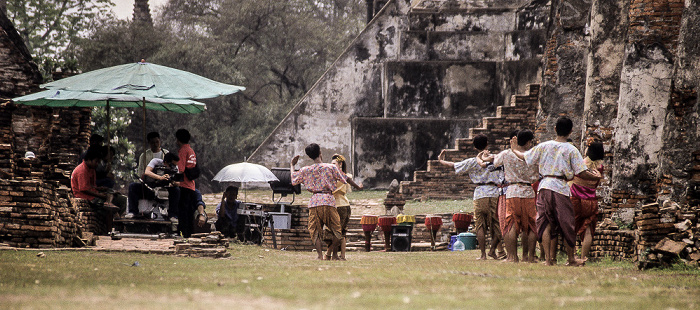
<box><xmin>458</xmin><ymin>232</ymin><xmax>477</xmax><ymax>250</ymax></box>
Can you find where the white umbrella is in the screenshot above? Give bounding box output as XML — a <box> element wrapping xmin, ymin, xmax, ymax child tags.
<box><xmin>212</xmin><ymin>162</ymin><xmax>279</xmax><ymax>201</ymax></box>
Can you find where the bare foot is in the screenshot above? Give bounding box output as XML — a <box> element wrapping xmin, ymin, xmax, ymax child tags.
<box><xmin>477</xmin><ymin>255</ymin><xmax>488</xmax><ymax>260</ymax></box>
<box><xmin>488</xmin><ymin>252</ymin><xmax>498</xmax><ymax>259</ymax></box>
<box><xmin>565</xmin><ymin>259</ymin><xmax>586</xmax><ymax>267</ymax></box>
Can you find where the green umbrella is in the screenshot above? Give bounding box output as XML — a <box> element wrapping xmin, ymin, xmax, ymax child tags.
<box><xmin>42</xmin><ymin>60</ymin><xmax>245</xmax><ymax>99</ymax></box>
<box><xmin>13</xmin><ymin>60</ymin><xmax>244</xmax><ymax>153</ymax></box>
<box><xmin>13</xmin><ymin>89</ymin><xmax>206</xmax><ymax>114</ymax></box>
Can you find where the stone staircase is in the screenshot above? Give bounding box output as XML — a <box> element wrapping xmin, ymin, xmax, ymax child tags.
<box><xmin>399</xmin><ymin>83</ymin><xmax>540</xmax><ymax>200</ymax></box>
<box><xmin>353</xmin><ymin>0</ymin><xmax>549</xmax><ymax>187</ymax></box>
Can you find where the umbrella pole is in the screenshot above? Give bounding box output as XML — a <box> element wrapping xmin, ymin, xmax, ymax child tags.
<box><xmin>142</xmin><ymin>98</ymin><xmax>147</xmax><ymax>154</ymax></box>
<box><xmin>105</xmin><ymin>100</ymin><xmax>110</xmax><ymax>149</ymax></box>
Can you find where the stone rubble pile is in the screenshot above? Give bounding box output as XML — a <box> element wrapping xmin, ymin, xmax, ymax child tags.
<box><xmin>0</xmin><ymin>179</ymin><xmax>97</xmax><ymax>248</ymax></box>
<box><xmin>174</xmin><ymin>232</ymin><xmax>231</xmax><ymax>258</ymax></box>
<box><xmin>636</xmin><ymin>202</ymin><xmax>700</xmax><ymax>269</ymax></box>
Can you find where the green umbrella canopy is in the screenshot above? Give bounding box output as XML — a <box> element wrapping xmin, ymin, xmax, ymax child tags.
<box><xmin>42</xmin><ymin>61</ymin><xmax>245</xmax><ymax>100</ymax></box>
<box><xmin>13</xmin><ymin>89</ymin><xmax>206</xmax><ymax>114</ymax></box>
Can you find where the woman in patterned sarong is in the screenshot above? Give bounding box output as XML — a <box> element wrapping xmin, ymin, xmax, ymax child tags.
<box><xmin>570</xmin><ymin>141</ymin><xmax>605</xmax><ymax>260</ymax></box>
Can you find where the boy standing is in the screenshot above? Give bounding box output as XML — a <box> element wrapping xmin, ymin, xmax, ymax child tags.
<box><xmin>510</xmin><ymin>117</ymin><xmax>600</xmax><ymax>266</ymax></box>
<box><xmin>487</xmin><ymin>129</ymin><xmax>539</xmax><ymax>262</ymax></box>
<box><xmin>175</xmin><ymin>129</ymin><xmax>205</xmax><ymax>238</ymax></box>
<box><xmin>290</xmin><ymin>143</ymin><xmax>348</xmax><ymax>260</ymax></box>
<box><xmin>437</xmin><ymin>134</ymin><xmax>505</xmax><ymax>260</ymax></box>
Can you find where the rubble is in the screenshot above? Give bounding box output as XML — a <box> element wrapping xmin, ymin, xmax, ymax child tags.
<box><xmin>173</xmin><ymin>232</ymin><xmax>231</xmax><ymax>258</ymax></box>
<box><xmin>636</xmin><ymin>202</ymin><xmax>700</xmax><ymax>269</ymax></box>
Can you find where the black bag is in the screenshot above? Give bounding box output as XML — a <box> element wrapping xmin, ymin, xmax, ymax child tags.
<box><xmin>184</xmin><ymin>163</ymin><xmax>201</xmax><ymax>180</ymax></box>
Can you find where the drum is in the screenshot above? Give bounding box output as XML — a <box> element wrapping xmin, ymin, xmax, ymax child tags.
<box><xmin>424</xmin><ymin>215</ymin><xmax>443</xmax><ymax>231</ymax></box>
<box><xmin>361</xmin><ymin>215</ymin><xmax>378</xmax><ymax>232</ymax></box>
<box><xmin>378</xmin><ymin>215</ymin><xmax>397</xmax><ymax>232</ymax></box>
<box><xmin>452</xmin><ymin>213</ymin><xmax>472</xmax><ymax>232</ymax></box>
<box><xmin>396</xmin><ymin>214</ymin><xmax>416</xmax><ymax>225</ymax></box>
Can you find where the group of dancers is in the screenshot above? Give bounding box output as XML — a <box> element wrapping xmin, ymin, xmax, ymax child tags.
<box><xmin>439</xmin><ymin>116</ymin><xmax>604</xmax><ymax>266</ymax></box>
<box><xmin>289</xmin><ymin>116</ymin><xmax>603</xmax><ymax>265</ymax></box>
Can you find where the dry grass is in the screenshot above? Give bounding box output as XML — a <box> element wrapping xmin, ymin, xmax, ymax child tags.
<box><xmin>1</xmin><ymin>247</ymin><xmax>698</xmax><ymax>309</ymax></box>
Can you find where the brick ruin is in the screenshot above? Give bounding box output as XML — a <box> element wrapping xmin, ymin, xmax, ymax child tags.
<box><xmin>0</xmin><ymin>1</ymin><xmax>698</xmax><ymax>267</ymax></box>
<box><xmin>0</xmin><ymin>11</ymin><xmax>99</xmax><ymax>248</ymax></box>
<box><xmin>395</xmin><ymin>0</ymin><xmax>700</xmax><ymax>267</ymax></box>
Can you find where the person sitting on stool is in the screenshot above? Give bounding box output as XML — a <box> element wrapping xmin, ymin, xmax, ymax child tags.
<box><xmin>215</xmin><ymin>186</ymin><xmax>240</xmax><ymax>238</ymax></box>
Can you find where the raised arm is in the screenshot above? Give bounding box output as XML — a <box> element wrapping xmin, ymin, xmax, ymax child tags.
<box><xmin>290</xmin><ymin>155</ymin><xmax>300</xmax><ymax>176</ymax></box>
<box><xmin>476</xmin><ymin>150</ymin><xmax>493</xmax><ymax>168</ymax></box>
<box><xmin>509</xmin><ymin>138</ymin><xmax>526</xmax><ymax>160</ymax></box>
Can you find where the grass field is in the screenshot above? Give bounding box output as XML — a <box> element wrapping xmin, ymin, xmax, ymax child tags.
<box><xmin>1</xmin><ymin>246</ymin><xmax>699</xmax><ymax>309</ymax></box>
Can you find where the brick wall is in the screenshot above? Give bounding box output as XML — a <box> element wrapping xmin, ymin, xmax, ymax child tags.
<box><xmin>0</xmin><ymin>179</ymin><xmax>103</xmax><ymax>248</ymax></box>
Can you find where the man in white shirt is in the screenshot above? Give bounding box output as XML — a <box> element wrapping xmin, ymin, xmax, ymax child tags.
<box><xmin>126</xmin><ymin>132</ymin><xmax>169</xmax><ymax>217</ymax></box>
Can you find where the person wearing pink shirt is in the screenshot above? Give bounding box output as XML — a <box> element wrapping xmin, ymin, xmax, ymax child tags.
<box><xmin>290</xmin><ymin>143</ymin><xmax>348</xmax><ymax>260</ymax></box>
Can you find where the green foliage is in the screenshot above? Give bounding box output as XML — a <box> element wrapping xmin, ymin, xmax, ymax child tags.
<box><xmin>91</xmin><ymin>107</ymin><xmax>137</xmax><ymax>188</ymax></box>
<box><xmin>6</xmin><ymin>0</ymin><xmax>114</xmax><ymax>81</ymax></box>
<box><xmin>74</xmin><ymin>0</ymin><xmax>366</xmax><ymax>192</ymax></box>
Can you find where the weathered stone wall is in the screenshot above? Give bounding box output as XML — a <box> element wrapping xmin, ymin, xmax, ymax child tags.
<box><xmin>249</xmin><ymin>0</ymin><xmax>548</xmax><ymax>187</ymax></box>
<box><xmin>536</xmin><ymin>0</ymin><xmax>591</xmax><ymax>143</ymax></box>
<box><xmin>581</xmin><ymin>0</ymin><xmax>629</xmax><ymax>209</ymax></box>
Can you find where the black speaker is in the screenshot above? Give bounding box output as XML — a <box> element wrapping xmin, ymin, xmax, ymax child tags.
<box><xmin>391</xmin><ymin>224</ymin><xmax>412</xmax><ymax>252</ymax></box>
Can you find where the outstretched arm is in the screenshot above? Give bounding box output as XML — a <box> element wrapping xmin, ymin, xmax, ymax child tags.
<box><xmin>577</xmin><ymin>168</ymin><xmax>602</xmax><ymax>181</ymax></box>
<box><xmin>347</xmin><ymin>177</ymin><xmax>363</xmax><ymax>190</ymax></box>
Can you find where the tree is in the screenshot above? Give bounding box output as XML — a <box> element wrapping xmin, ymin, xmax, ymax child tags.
<box><xmin>6</xmin><ymin>0</ymin><xmax>113</xmax><ymax>80</ymax></box>
<box><xmin>91</xmin><ymin>107</ymin><xmax>136</xmax><ymax>190</ymax></box>
<box><xmin>74</xmin><ymin>0</ymin><xmax>365</xmax><ymax>192</ymax></box>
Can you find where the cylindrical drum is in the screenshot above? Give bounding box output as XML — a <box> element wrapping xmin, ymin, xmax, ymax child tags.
<box><xmin>361</xmin><ymin>215</ymin><xmax>378</xmax><ymax>232</ymax></box>
<box><xmin>424</xmin><ymin>215</ymin><xmax>443</xmax><ymax>231</ymax></box>
<box><xmin>452</xmin><ymin>213</ymin><xmax>472</xmax><ymax>232</ymax></box>
<box><xmin>396</xmin><ymin>214</ymin><xmax>416</xmax><ymax>226</ymax></box>
<box><xmin>378</xmin><ymin>215</ymin><xmax>397</xmax><ymax>233</ymax></box>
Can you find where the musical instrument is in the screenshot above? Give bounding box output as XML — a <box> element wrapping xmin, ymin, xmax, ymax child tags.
<box><xmin>378</xmin><ymin>215</ymin><xmax>397</xmax><ymax>251</ymax></box>
<box><xmin>424</xmin><ymin>215</ymin><xmax>443</xmax><ymax>250</ymax></box>
<box><xmin>452</xmin><ymin>213</ymin><xmax>472</xmax><ymax>233</ymax></box>
<box><xmin>360</xmin><ymin>215</ymin><xmax>378</xmax><ymax>231</ymax></box>
<box><xmin>396</xmin><ymin>214</ymin><xmax>415</xmax><ymax>226</ymax></box>
<box><xmin>360</xmin><ymin>215</ymin><xmax>379</xmax><ymax>252</ymax></box>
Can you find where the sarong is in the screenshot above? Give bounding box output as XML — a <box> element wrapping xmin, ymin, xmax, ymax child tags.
<box><xmin>497</xmin><ymin>195</ymin><xmax>507</xmax><ymax>235</ymax></box>
<box><xmin>571</xmin><ymin>196</ymin><xmax>598</xmax><ymax>240</ymax></box>
<box><xmin>504</xmin><ymin>197</ymin><xmax>536</xmax><ymax>235</ymax></box>
<box><xmin>308</xmin><ymin>205</ymin><xmax>342</xmax><ymax>243</ymax></box>
<box><xmin>474</xmin><ymin>196</ymin><xmax>501</xmax><ymax>239</ymax></box>
<box><xmin>535</xmin><ymin>189</ymin><xmax>576</xmax><ymax>247</ymax></box>
<box><xmin>325</xmin><ymin>205</ymin><xmax>351</xmax><ymax>240</ymax></box>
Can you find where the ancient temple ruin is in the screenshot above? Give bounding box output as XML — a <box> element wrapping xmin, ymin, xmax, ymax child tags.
<box><xmin>252</xmin><ymin>0</ymin><xmax>700</xmax><ymax>266</ymax></box>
